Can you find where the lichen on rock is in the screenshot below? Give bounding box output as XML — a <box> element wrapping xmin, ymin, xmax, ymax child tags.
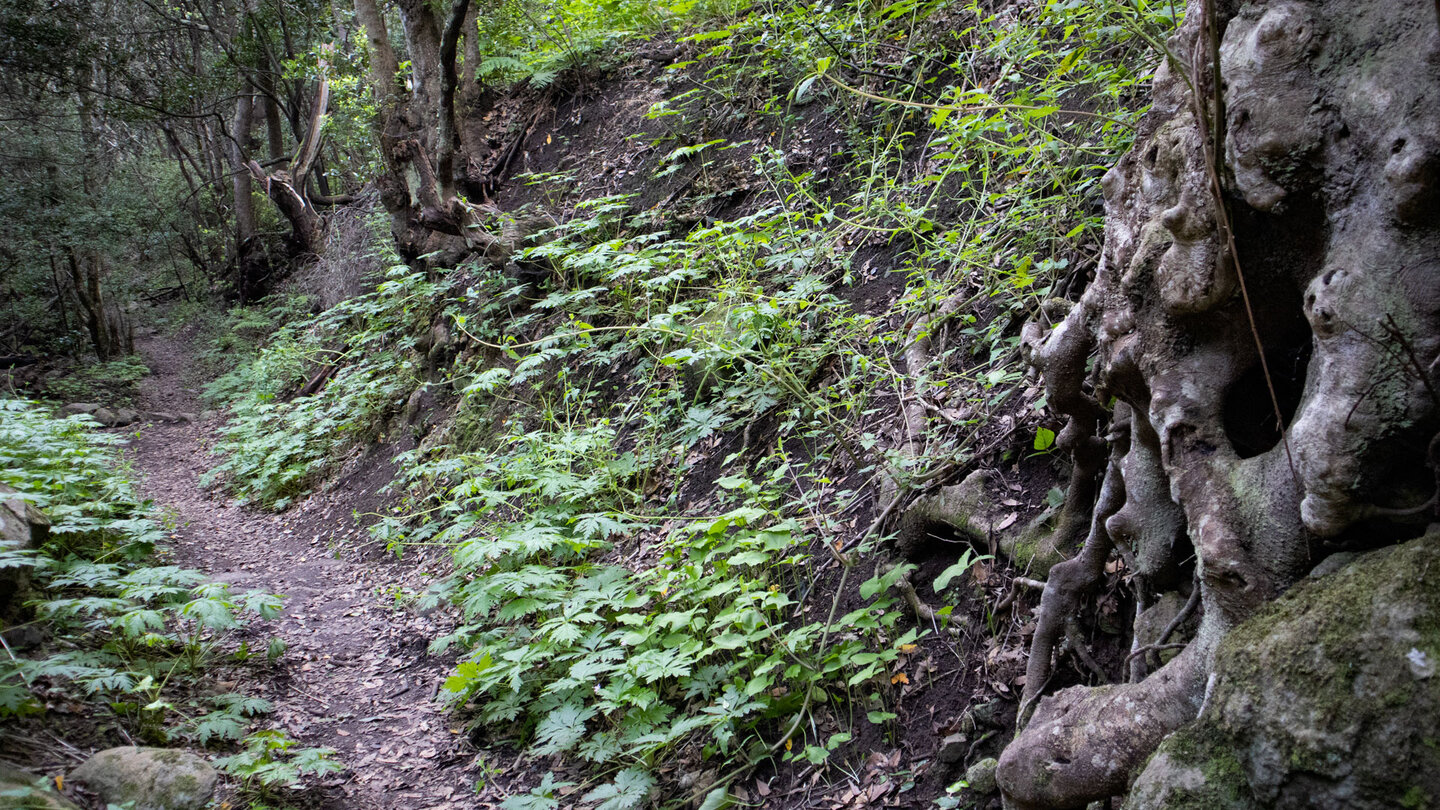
<box><xmin>1127</xmin><ymin>529</ymin><xmax>1440</xmax><ymax>809</ymax></box>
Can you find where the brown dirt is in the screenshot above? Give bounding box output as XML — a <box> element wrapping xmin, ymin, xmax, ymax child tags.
<box><xmin>131</xmin><ymin>333</ymin><xmax>482</xmax><ymax>809</ymax></box>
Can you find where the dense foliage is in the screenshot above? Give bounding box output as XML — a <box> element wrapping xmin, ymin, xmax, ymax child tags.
<box><xmin>0</xmin><ymin>403</ymin><xmax>266</xmax><ymax>731</ymax></box>
<box><xmin>193</xmin><ymin>1</ymin><xmax>1179</xmax><ymax>804</ymax></box>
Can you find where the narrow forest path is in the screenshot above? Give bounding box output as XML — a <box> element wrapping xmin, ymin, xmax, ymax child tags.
<box><xmin>129</xmin><ymin>332</ymin><xmax>482</xmax><ymax>809</ymax></box>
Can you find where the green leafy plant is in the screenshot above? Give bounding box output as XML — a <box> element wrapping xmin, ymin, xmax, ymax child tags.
<box><xmin>205</xmin><ymin>263</ymin><xmax>445</xmax><ymax>508</ymax></box>
<box><xmin>199</xmin><ymin>0</ymin><xmax>1179</xmax><ymax>802</ymax></box>
<box><xmin>0</xmin><ymin>399</ymin><xmax>285</xmax><ymax>744</ymax></box>
<box><xmin>215</xmin><ymin>729</ymin><xmax>343</xmax><ymax>799</ymax></box>
<box><xmin>41</xmin><ymin>355</ymin><xmax>151</xmax><ymax>407</ymax></box>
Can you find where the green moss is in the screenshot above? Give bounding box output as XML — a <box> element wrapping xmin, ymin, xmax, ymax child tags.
<box><xmin>168</xmin><ymin>772</ymin><xmax>201</xmax><ymax>795</ymax></box>
<box><xmin>1128</xmin><ymin>725</ymin><xmax>1251</xmax><ymax>810</ymax></box>
<box><xmin>1139</xmin><ymin>531</ymin><xmax>1440</xmax><ymax>807</ymax></box>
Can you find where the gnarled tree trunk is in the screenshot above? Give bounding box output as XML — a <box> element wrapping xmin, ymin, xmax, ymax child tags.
<box><xmin>998</xmin><ymin>1</ymin><xmax>1440</xmax><ymax>807</ymax></box>
<box><xmin>354</xmin><ymin>0</ymin><xmax>505</xmax><ymax>264</ymax></box>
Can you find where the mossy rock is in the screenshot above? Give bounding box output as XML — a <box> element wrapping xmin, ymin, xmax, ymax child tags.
<box><xmin>1128</xmin><ymin>530</ymin><xmax>1440</xmax><ymax>809</ymax></box>
<box><xmin>0</xmin><ymin>761</ymin><xmax>81</xmax><ymax>810</ymax></box>
<box><xmin>68</xmin><ymin>747</ymin><xmax>217</xmax><ymax>810</ymax></box>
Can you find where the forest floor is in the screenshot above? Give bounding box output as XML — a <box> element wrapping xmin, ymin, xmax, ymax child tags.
<box><xmin>120</xmin><ymin>325</ymin><xmax>1031</xmax><ymax>810</ymax></box>
<box><xmin>131</xmin><ymin>331</ymin><xmax>487</xmax><ymax>809</ymax></box>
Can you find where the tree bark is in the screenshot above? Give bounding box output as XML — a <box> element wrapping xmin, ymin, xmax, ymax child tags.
<box><xmin>259</xmin><ymin>69</ymin><xmax>287</xmax><ymax>161</ymax></box>
<box><xmin>998</xmin><ymin>0</ymin><xmax>1440</xmax><ymax>806</ymax></box>
<box><xmin>229</xmin><ymin>92</ymin><xmax>262</xmax><ymax>301</ymax></box>
<box><xmin>436</xmin><ymin>0</ymin><xmax>471</xmax><ymax>203</ymax></box>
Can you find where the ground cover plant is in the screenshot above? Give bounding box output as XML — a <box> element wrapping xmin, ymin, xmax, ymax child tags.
<box><xmin>7</xmin><ymin>0</ymin><xmax>1435</xmax><ymax>806</ymax></box>
<box><xmin>0</xmin><ymin>399</ymin><xmax>337</xmax><ymax>805</ymax></box>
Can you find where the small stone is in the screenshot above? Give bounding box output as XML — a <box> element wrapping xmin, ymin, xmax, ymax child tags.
<box><xmin>178</xmin><ymin>412</ymin><xmax>199</xmax><ymax>423</ymax></box>
<box><xmin>58</xmin><ymin>403</ymin><xmax>101</xmax><ymax>417</ymax></box>
<box><xmin>90</xmin><ymin>407</ymin><xmax>117</xmax><ymax>426</ymax></box>
<box><xmin>149</xmin><ymin>411</ymin><xmax>177</xmax><ymax>422</ymax></box>
<box><xmin>938</xmin><ymin>732</ymin><xmax>969</xmax><ymax>765</ymax></box>
<box><xmin>112</xmin><ymin>409</ymin><xmax>140</xmax><ymax>426</ymax></box>
<box><xmin>69</xmin><ymin>747</ymin><xmax>217</xmax><ymax>810</ymax></box>
<box><xmin>1</xmin><ymin>484</ymin><xmax>49</xmax><ymax>615</ymax></box>
<box><xmin>959</xmin><ymin>699</ymin><xmax>1004</xmax><ymax>733</ymax></box>
<box><xmin>964</xmin><ymin>757</ymin><xmax>999</xmax><ymax>794</ymax></box>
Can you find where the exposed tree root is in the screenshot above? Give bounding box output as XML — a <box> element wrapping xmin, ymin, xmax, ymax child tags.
<box><xmin>999</xmin><ymin>636</ymin><xmax>1210</xmax><ymax>810</ymax></box>
<box><xmin>883</xmin><ymin>563</ymin><xmax>961</xmax><ymax>637</ymax></box>
<box><xmin>995</xmin><ymin>0</ymin><xmax>1440</xmax><ymax>805</ymax></box>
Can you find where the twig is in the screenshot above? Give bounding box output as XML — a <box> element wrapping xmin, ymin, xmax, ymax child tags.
<box><xmin>1382</xmin><ymin>315</ymin><xmax>1440</xmax><ymax>408</ymax></box>
<box><xmin>1015</xmin><ymin>670</ymin><xmax>1056</xmax><ymax>729</ymax></box>
<box><xmin>1064</xmin><ymin>617</ymin><xmax>1110</xmax><ymax>684</ymax></box>
<box><xmin>1124</xmin><ymin>643</ymin><xmax>1187</xmax><ymax>666</ymax></box>
<box><xmin>800</xmin><ymin>17</ymin><xmax>944</xmax><ymax>102</ymax></box>
<box><xmin>1156</xmin><ymin>577</ymin><xmax>1202</xmax><ymax>646</ymax></box>
<box><xmin>1125</xmin><ymin>576</ymin><xmax>1202</xmax><ymax>666</ymax></box>
<box><xmin>45</xmin><ymin>732</ymin><xmax>89</xmax><ymax>764</ymax></box>
<box><xmin>888</xmin><ymin>563</ymin><xmax>960</xmax><ymax>637</ymax></box>
<box><xmin>288</xmin><ymin>682</ymin><xmax>332</xmax><ymax>709</ymax></box>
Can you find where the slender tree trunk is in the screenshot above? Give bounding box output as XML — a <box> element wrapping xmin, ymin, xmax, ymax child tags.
<box><xmin>461</xmin><ymin>2</ymin><xmax>479</xmax><ymax>99</ymax></box>
<box><xmin>436</xmin><ymin>0</ymin><xmax>471</xmax><ymax>202</ymax></box>
<box><xmin>230</xmin><ymin>91</ymin><xmax>260</xmax><ymax>300</ymax></box>
<box><xmin>353</xmin><ymin>0</ymin><xmax>399</xmax><ymax>107</ymax></box>
<box><xmin>259</xmin><ymin>70</ymin><xmax>286</xmax><ymax>161</ymax></box>
<box><xmin>67</xmin><ymin>252</ymin><xmax>111</xmax><ymax>361</ymax></box>
<box><xmin>48</xmin><ymin>255</ymin><xmax>69</xmax><ymax>334</ymax></box>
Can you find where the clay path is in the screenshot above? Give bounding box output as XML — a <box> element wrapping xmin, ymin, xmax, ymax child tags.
<box><xmin>130</xmin><ymin>333</ymin><xmax>482</xmax><ymax>808</ymax></box>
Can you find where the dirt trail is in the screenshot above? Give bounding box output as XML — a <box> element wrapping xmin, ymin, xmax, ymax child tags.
<box><xmin>131</xmin><ymin>333</ymin><xmax>480</xmax><ymax>808</ymax></box>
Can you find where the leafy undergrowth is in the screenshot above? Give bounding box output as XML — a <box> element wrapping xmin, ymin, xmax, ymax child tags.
<box><xmin>203</xmin><ymin>0</ymin><xmax>1177</xmax><ymax>806</ymax></box>
<box><xmin>203</xmin><ymin>258</ymin><xmax>435</xmax><ymax>509</ymax></box>
<box><xmin>0</xmin><ymin>400</ymin><xmax>336</xmax><ymax>804</ymax></box>
<box><xmin>35</xmin><ymin>354</ymin><xmax>152</xmax><ymax>408</ymax></box>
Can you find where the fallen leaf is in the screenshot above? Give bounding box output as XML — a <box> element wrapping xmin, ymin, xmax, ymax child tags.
<box><xmin>890</xmin><ymin>672</ymin><xmax>909</xmax><ymax>685</ymax></box>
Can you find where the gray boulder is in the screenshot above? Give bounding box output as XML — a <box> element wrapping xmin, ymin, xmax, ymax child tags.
<box><xmin>0</xmin><ymin>760</ymin><xmax>80</xmax><ymax>810</ymax></box>
<box><xmin>68</xmin><ymin>748</ymin><xmax>217</xmax><ymax>810</ymax></box>
<box><xmin>0</xmin><ymin>486</ymin><xmax>48</xmax><ymax>616</ymax></box>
